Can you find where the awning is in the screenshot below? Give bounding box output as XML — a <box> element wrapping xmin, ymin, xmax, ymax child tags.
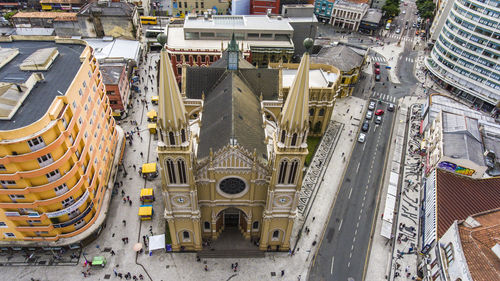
<box><xmin>112</xmin><ymin>112</ymin><xmax>121</xmax><ymax>117</ymax></box>
<box><xmin>151</xmin><ymin>96</ymin><xmax>159</xmax><ymax>102</ymax></box>
<box><xmin>149</xmin><ymin>234</ymin><xmax>165</xmax><ymax>251</ymax></box>
<box><xmin>140</xmin><ymin>188</ymin><xmax>153</xmax><ymax>197</ymax></box>
<box><xmin>138</xmin><ymin>205</ymin><xmax>153</xmax><ymax>216</ymax></box>
<box><xmin>147</xmin><ymin>123</ymin><xmax>157</xmax><ymax>129</ymax></box>
<box><xmin>419</xmin><ymin>120</ymin><xmax>424</xmax><ymax>135</ymax></box>
<box><xmin>41</xmin><ymin>4</ymin><xmax>52</xmax><ymax>10</ymax></box>
<box><xmin>142</xmin><ymin>163</ymin><xmax>157</xmax><ymax>174</ymax></box>
<box><xmin>147</xmin><ymin>110</ymin><xmax>157</xmax><ymax>119</ymax></box>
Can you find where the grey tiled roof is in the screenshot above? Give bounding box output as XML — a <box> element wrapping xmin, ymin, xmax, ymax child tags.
<box><xmin>312</xmin><ymin>45</ymin><xmax>364</xmax><ymax>72</ymax></box>
<box><xmin>197</xmin><ymin>72</ymin><xmax>267</xmax><ymax>159</ymax></box>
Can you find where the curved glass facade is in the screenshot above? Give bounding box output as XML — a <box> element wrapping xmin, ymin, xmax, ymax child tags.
<box><xmin>426</xmin><ymin>0</ymin><xmax>500</xmax><ymax>111</ymax></box>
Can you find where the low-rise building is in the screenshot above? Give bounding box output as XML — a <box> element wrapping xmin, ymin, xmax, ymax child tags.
<box><xmin>422</xmin><ymin>94</ymin><xmax>500</xmax><ymax>178</ymax></box>
<box><xmin>330</xmin><ymin>0</ymin><xmax>368</xmax><ymax>31</ymax></box>
<box><xmin>422</xmin><ymin>205</ymin><xmax>500</xmax><ymax>281</ymax></box>
<box><xmin>12</xmin><ymin>11</ymin><xmax>78</xmax><ymax>36</ymax></box>
<box><xmin>0</xmin><ymin>40</ymin><xmax>122</xmax><ymax>246</ymax></box>
<box><xmin>100</xmin><ymin>63</ymin><xmax>131</xmax><ymax>118</ymax></box>
<box><xmin>172</xmin><ymin>0</ymin><xmax>230</xmax><ymax>16</ymax></box>
<box><xmin>311</xmin><ymin>43</ymin><xmax>365</xmax><ymax>97</ymax></box>
<box><xmin>358</xmin><ymin>8</ymin><xmax>382</xmax><ymax>35</ymax></box>
<box><xmin>165</xmin><ymin>13</ymin><xmax>298</xmax><ymax>84</ymax></box>
<box><xmin>313</xmin><ymin>0</ymin><xmax>334</xmax><ymax>23</ymax></box>
<box><xmin>77</xmin><ymin>1</ymin><xmax>139</xmax><ymax>40</ymax></box>
<box><xmin>39</xmin><ymin>0</ymin><xmax>88</xmax><ymax>11</ymax></box>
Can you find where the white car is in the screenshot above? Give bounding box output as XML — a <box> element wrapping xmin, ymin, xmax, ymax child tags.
<box><xmin>358</xmin><ymin>133</ymin><xmax>366</xmax><ymax>143</ymax></box>
<box><xmin>369</xmin><ymin>101</ymin><xmax>376</xmax><ymax>110</ymax></box>
<box><xmin>402</xmin><ymin>10</ymin><xmax>406</xmax><ymax>14</ymax></box>
<box><xmin>396</xmin><ymin>28</ymin><xmax>401</xmax><ymax>34</ymax></box>
<box><xmin>366</xmin><ymin>110</ymin><xmax>373</xmax><ymax>120</ymax></box>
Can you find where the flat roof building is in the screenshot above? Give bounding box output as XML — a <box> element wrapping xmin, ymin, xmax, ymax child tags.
<box><xmin>0</xmin><ymin>40</ymin><xmax>122</xmax><ymax>246</ymax></box>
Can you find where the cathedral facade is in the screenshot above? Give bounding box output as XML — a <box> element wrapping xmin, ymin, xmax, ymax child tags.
<box><xmin>156</xmin><ymin>35</ymin><xmax>332</xmax><ymax>252</ymax></box>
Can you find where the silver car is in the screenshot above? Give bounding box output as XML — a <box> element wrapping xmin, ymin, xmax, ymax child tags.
<box><xmin>368</xmin><ymin>101</ymin><xmax>376</xmax><ymax>110</ymax></box>
<box><xmin>366</xmin><ymin>110</ymin><xmax>373</xmax><ymax>120</ymax></box>
<box><xmin>358</xmin><ymin>133</ymin><xmax>366</xmax><ymax>143</ymax></box>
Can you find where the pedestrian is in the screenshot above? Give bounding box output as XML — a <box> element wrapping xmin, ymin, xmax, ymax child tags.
<box><xmin>133</xmin><ymin>275</ymin><xmax>138</xmax><ymax>281</ymax></box>
<box><xmin>127</xmin><ymin>196</ymin><xmax>130</xmax><ymax>202</ymax></box>
<box><xmin>126</xmin><ymin>237</ymin><xmax>129</xmax><ymax>244</ymax></box>
<box><xmin>139</xmin><ymin>274</ymin><xmax>144</xmax><ymax>280</ymax></box>
<box><xmin>231</xmin><ymin>263</ymin><xmax>234</xmax><ymax>269</ymax></box>
<box><xmin>123</xmin><ymin>197</ymin><xmax>127</xmax><ymax>204</ymax></box>
<box><xmin>120</xmin><ymin>181</ymin><xmax>123</xmax><ymax>187</ymax></box>
<box><xmin>140</xmin><ymin>152</ymin><xmax>143</xmax><ymax>158</ymax></box>
<box><xmin>121</xmin><ymin>190</ymin><xmax>125</xmax><ymax>196</ymax></box>
<box><xmin>118</xmin><ymin>273</ymin><xmax>123</xmax><ymax>279</ymax></box>
<box><xmin>312</xmin><ymin>217</ymin><xmax>316</xmax><ymax>221</ymax></box>
<box><xmin>111</xmin><ymin>250</ymin><xmax>116</xmax><ymax>256</ymax></box>
<box><xmin>281</xmin><ymin>270</ymin><xmax>285</xmax><ymax>277</ymax></box>
<box><xmin>204</xmin><ymin>265</ymin><xmax>208</xmax><ymax>271</ymax></box>
<box><xmin>114</xmin><ymin>269</ymin><xmax>118</xmax><ymax>277</ymax></box>
<box><xmin>123</xmin><ymin>220</ymin><xmax>126</xmax><ymax>226</ymax></box>
<box><xmin>133</xmin><ymin>164</ymin><xmax>137</xmax><ymax>170</ymax></box>
<box><xmin>129</xmin><ymin>200</ymin><xmax>132</xmax><ymax>206</ymax></box>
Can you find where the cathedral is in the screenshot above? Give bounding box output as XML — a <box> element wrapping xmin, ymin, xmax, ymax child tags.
<box><xmin>156</xmin><ymin>34</ymin><xmax>334</xmax><ymax>252</ymax></box>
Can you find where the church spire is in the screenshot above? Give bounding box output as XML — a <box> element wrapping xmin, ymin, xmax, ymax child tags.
<box><xmin>278</xmin><ymin>38</ymin><xmax>313</xmax><ymax>147</ymax></box>
<box><xmin>157</xmin><ymin>33</ymin><xmax>187</xmax><ymax>132</ymax></box>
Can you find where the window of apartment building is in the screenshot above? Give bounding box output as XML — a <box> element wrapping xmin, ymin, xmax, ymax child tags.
<box><xmin>88</xmin><ymin>70</ymin><xmax>92</xmax><ymax>78</ymax></box>
<box><xmin>0</xmin><ymin>222</ymin><xmax>7</xmax><ymax>228</ymax></box>
<box><xmin>93</xmin><ymin>110</ymin><xmax>96</xmax><ymax>117</ymax></box>
<box><xmin>94</xmin><ymin>158</ymin><xmax>98</xmax><ymax>165</ymax></box>
<box><xmin>177</xmin><ymin>67</ymin><xmax>182</xmax><ymax>75</ymax></box>
<box><xmin>8</xmin><ymin>194</ymin><xmax>25</xmax><ymax>201</ymax></box>
<box><xmin>1</xmin><ymin>180</ymin><xmax>16</xmax><ymax>186</ymax></box>
<box><xmin>72</xmin><ymin>101</ymin><xmax>77</xmax><ymax>109</ymax></box>
<box><xmin>444</xmin><ymin>243</ymin><xmax>454</xmax><ymax>266</ymax></box>
<box><xmin>195</xmin><ymin>2</ymin><xmax>198</xmax><ymax>8</ymax></box>
<box><xmin>84</xmin><ymin>104</ymin><xmax>88</xmax><ymax>111</ymax></box>
<box><xmin>46</xmin><ymin>170</ymin><xmax>61</xmax><ymax>182</ymax></box>
<box><xmin>27</xmin><ymin>220</ymin><xmax>41</xmax><ymax>224</ymax></box>
<box><xmin>182</xmin><ymin>231</ymin><xmax>190</xmax><ymax>241</ymax></box>
<box><xmin>27</xmin><ymin>136</ymin><xmax>45</xmax><ymax>150</ymax></box>
<box><xmin>82</xmin><ymin>81</ymin><xmax>87</xmax><ymax>88</ymax></box>
<box><xmin>54</xmin><ymin>183</ymin><xmax>68</xmax><ymax>196</ymax></box>
<box><xmin>37</xmin><ymin>153</ymin><xmax>53</xmax><ymax>167</ymax></box>
<box><xmin>184</xmin><ymin>2</ymin><xmax>187</xmax><ymax>8</ymax></box>
<box><xmin>89</xmin><ymin>145</ymin><xmax>93</xmax><ymax>153</ymax></box>
<box><xmin>110</xmin><ymin>100</ymin><xmax>118</xmax><ymax>105</ymax></box>
<box><xmin>201</xmin><ymin>2</ymin><xmax>204</xmax><ymax>8</ymax></box>
<box><xmin>84</xmin><ymin>131</ymin><xmax>88</xmax><ymax>139</ymax></box>
<box><xmin>252</xmin><ymin>221</ymin><xmax>259</xmax><ymax>230</ymax></box>
<box><xmin>61</xmin><ymin>196</ymin><xmax>75</xmax><ymax>208</ymax></box>
<box><xmin>68</xmin><ymin>209</ymin><xmax>80</xmax><ymax>219</ymax></box>
<box><xmin>4</xmin><ymin>233</ymin><xmax>15</xmax><ymax>238</ymax></box>
<box><xmin>93</xmin><ymin>85</ymin><xmax>96</xmax><ymax>92</ymax></box>
<box><xmin>90</xmin><ymin>118</ymin><xmax>93</xmax><ymax>126</ymax></box>
<box><xmin>88</xmin><ymin>96</ymin><xmax>91</xmax><ymax>103</ymax></box>
<box><xmin>0</xmin><ymin>164</ymin><xmax>5</xmax><ymax>171</ymax></box>
<box><xmin>78</xmin><ymin>117</ymin><xmax>83</xmax><ymax>125</ymax></box>
<box><xmin>79</xmin><ymin>89</ymin><xmax>83</xmax><ymax>96</ymax></box>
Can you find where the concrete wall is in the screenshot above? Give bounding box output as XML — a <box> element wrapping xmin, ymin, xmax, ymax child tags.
<box><xmin>289</xmin><ymin>21</ymin><xmax>317</xmax><ymax>57</ymax></box>
<box><xmin>54</xmin><ymin>21</ymin><xmax>81</xmax><ymax>37</ymax></box>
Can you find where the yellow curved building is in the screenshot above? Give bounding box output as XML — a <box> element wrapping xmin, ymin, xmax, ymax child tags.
<box><xmin>0</xmin><ymin>40</ymin><xmax>120</xmax><ymax>243</ymax></box>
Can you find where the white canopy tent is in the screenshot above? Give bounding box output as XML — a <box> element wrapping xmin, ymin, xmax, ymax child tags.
<box><xmin>148</xmin><ymin>234</ymin><xmax>166</xmax><ymax>253</ymax></box>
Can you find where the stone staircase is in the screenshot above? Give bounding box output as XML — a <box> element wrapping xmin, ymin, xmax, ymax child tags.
<box><xmin>198</xmin><ymin>249</ymin><xmax>265</xmax><ymax>259</ymax></box>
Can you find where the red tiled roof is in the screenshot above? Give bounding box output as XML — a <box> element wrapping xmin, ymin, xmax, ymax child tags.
<box><xmin>458</xmin><ymin>209</ymin><xmax>500</xmax><ymax>281</ymax></box>
<box><xmin>436</xmin><ymin>169</ymin><xmax>500</xmax><ymax>238</ymax></box>
<box><xmin>12</xmin><ymin>12</ymin><xmax>77</xmax><ymax>21</ymax></box>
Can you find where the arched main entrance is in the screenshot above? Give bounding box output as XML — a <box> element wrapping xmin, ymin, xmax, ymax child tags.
<box><xmin>216</xmin><ymin>207</ymin><xmax>249</xmax><ymax>236</ymax></box>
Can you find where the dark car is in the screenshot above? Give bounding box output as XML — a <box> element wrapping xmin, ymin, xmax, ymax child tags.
<box><xmin>388</xmin><ymin>104</ymin><xmax>395</xmax><ymax>112</ymax></box>
<box><xmin>362</xmin><ymin>121</ymin><xmax>370</xmax><ymax>132</ymax></box>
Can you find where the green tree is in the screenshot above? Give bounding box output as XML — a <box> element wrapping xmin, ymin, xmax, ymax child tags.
<box><xmin>3</xmin><ymin>11</ymin><xmax>17</xmax><ymax>21</ymax></box>
<box><xmin>419</xmin><ymin>1</ymin><xmax>436</xmax><ymax>19</ymax></box>
<box><xmin>382</xmin><ymin>2</ymin><xmax>400</xmax><ymax>18</ymax></box>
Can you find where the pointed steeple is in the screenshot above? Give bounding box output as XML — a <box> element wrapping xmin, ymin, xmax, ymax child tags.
<box><xmin>279</xmin><ymin>42</ymin><xmax>311</xmax><ymax>132</ymax></box>
<box><xmin>277</xmin><ymin>38</ymin><xmax>313</xmax><ymax>148</ymax></box>
<box><xmin>157</xmin><ymin>34</ymin><xmax>187</xmax><ymax>132</ymax></box>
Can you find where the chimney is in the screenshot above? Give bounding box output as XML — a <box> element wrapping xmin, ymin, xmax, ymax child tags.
<box><xmin>267</xmin><ymin>9</ymin><xmax>272</xmax><ymax>16</ymax></box>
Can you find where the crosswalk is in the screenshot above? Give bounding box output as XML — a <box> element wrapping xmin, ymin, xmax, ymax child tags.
<box><xmin>403</xmin><ymin>57</ymin><xmax>415</xmax><ymax>63</ymax></box>
<box><xmin>367</xmin><ymin>56</ymin><xmax>387</xmax><ymax>63</ymax></box>
<box><xmin>371</xmin><ymin>91</ymin><xmax>397</xmax><ymax>103</ymax></box>
<box><xmin>387</xmin><ymin>34</ymin><xmax>414</xmax><ymax>42</ymax></box>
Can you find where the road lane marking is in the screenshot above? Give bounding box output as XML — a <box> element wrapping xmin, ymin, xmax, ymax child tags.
<box><xmin>355</xmin><ymin>229</ymin><xmax>358</xmax><ymax>236</ymax></box>
<box><xmin>348</xmin><ymin>261</ymin><xmax>351</xmax><ymax>268</ymax></box>
<box><xmin>348</xmin><ymin>188</ymin><xmax>353</xmax><ymax>199</ymax></box>
<box><xmin>356</xmin><ymin>162</ymin><xmax>360</xmax><ymax>173</ymax></box>
<box><xmin>353</xmin><ymin>236</ymin><xmax>356</xmax><ymax>243</ymax></box>
<box><xmin>363</xmin><ymin>142</ymin><xmax>366</xmax><ymax>151</ymax></box>
<box><xmin>331</xmin><ymin>257</ymin><xmax>335</xmax><ymax>275</ymax></box>
<box><xmin>339</xmin><ymin>219</ymin><xmax>343</xmax><ymax>231</ymax></box>
<box><xmin>351</xmin><ymin>245</ymin><xmax>354</xmax><ymax>251</ymax></box>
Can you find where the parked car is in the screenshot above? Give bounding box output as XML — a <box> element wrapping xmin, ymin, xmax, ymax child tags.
<box><xmin>375</xmin><ymin>74</ymin><xmax>381</xmax><ymax>81</ymax></box>
<box><xmin>362</xmin><ymin>121</ymin><xmax>370</xmax><ymax>132</ymax></box>
<box><xmin>375</xmin><ymin>109</ymin><xmax>385</xmax><ymax>116</ymax></box>
<box><xmin>358</xmin><ymin>133</ymin><xmax>366</xmax><ymax>143</ymax></box>
<box><xmin>375</xmin><ymin>68</ymin><xmax>381</xmax><ymax>75</ymax></box>
<box><xmin>396</xmin><ymin>28</ymin><xmax>401</xmax><ymax>34</ymax></box>
<box><xmin>375</xmin><ymin>116</ymin><xmax>382</xmax><ymax>124</ymax></box>
<box><xmin>374</xmin><ymin>62</ymin><xmax>380</xmax><ymax>68</ymax></box>
<box><xmin>402</xmin><ymin>10</ymin><xmax>406</xmax><ymax>14</ymax></box>
<box><xmin>366</xmin><ymin>110</ymin><xmax>373</xmax><ymax>120</ymax></box>
<box><xmin>368</xmin><ymin>101</ymin><xmax>376</xmax><ymax>110</ymax></box>
<box><xmin>388</xmin><ymin>103</ymin><xmax>395</xmax><ymax>111</ymax></box>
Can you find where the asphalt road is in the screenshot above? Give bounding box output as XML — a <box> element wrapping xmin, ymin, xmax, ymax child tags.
<box><xmin>308</xmin><ymin>101</ymin><xmax>395</xmax><ymax>281</ymax></box>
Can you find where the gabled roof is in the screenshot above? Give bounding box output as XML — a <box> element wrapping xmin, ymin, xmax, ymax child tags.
<box><xmin>197</xmin><ymin>72</ymin><xmax>267</xmax><ymax>159</ymax></box>
<box><xmin>458</xmin><ymin>209</ymin><xmax>500</xmax><ymax>281</ymax></box>
<box><xmin>436</xmin><ymin>169</ymin><xmax>500</xmax><ymax>238</ymax></box>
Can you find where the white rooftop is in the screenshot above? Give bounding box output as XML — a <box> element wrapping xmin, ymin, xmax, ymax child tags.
<box><xmin>165</xmin><ymin>26</ymin><xmax>294</xmax><ymax>52</ymax></box>
<box><xmin>183</xmin><ymin>15</ymin><xmax>294</xmax><ymax>32</ymax></box>
<box><xmin>85</xmin><ymin>38</ymin><xmax>141</xmax><ymax>62</ymax></box>
<box><xmin>282</xmin><ymin>69</ymin><xmax>338</xmax><ymax>88</ymax></box>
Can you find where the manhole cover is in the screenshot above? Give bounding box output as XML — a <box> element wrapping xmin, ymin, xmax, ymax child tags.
<box><xmin>38</xmin><ymin>261</ymin><xmax>46</xmax><ymax>265</ymax></box>
<box><xmin>271</xmin><ymin>272</ymin><xmax>276</xmax><ymax>277</ymax></box>
<box><xmin>104</xmin><ymin>274</ymin><xmax>111</xmax><ymax>279</ymax></box>
<box><xmin>103</xmin><ymin>248</ymin><xmax>112</xmax><ymax>252</ymax></box>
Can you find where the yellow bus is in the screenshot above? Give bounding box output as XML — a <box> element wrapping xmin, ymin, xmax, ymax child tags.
<box><xmin>140</xmin><ymin>16</ymin><xmax>158</xmax><ymax>25</ymax></box>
